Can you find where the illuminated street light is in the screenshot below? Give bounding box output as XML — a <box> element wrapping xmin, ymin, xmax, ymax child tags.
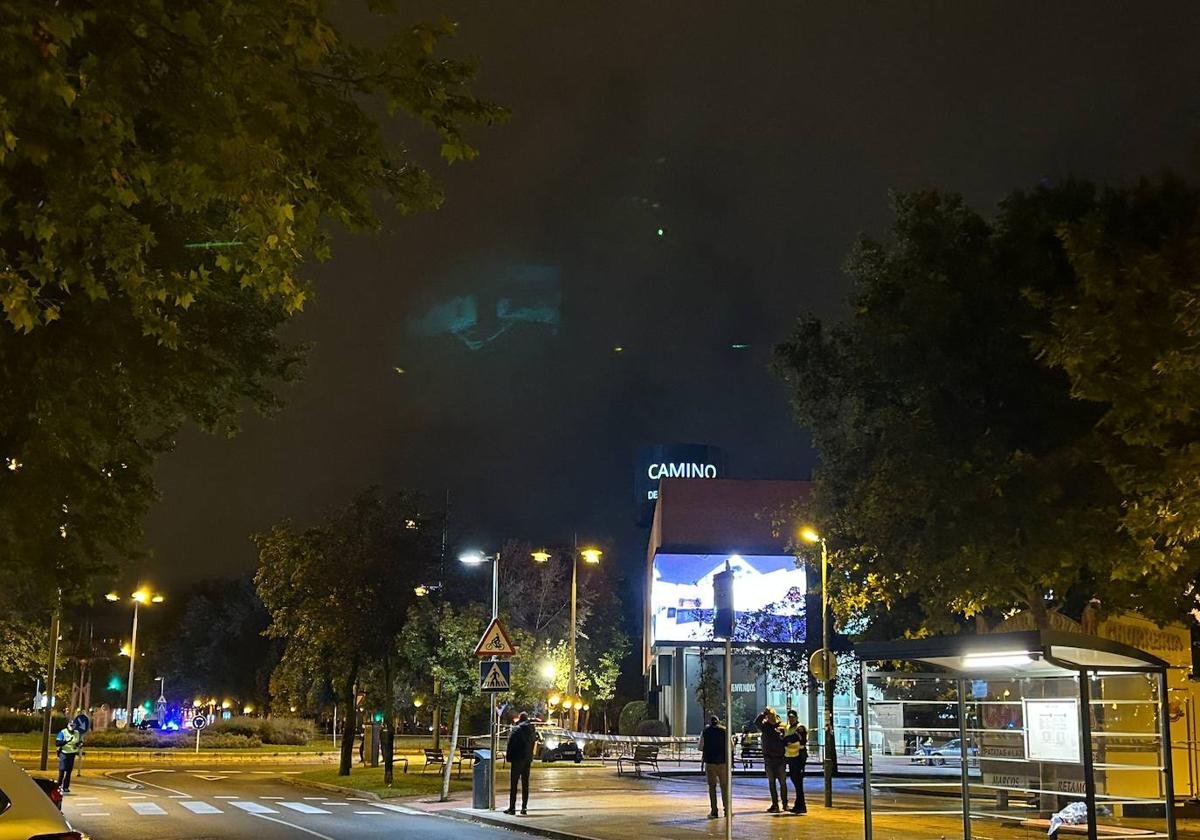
<box><xmin>581</xmin><ymin>548</ymin><xmax>602</xmax><ymax>564</ymax></box>
<box><xmin>459</xmin><ymin>549</ymin><xmax>500</xmax><ymax>811</ymax></box>
<box><xmin>531</xmin><ymin>549</ymin><xmax>551</xmax><ymax>564</ymax></box>
<box><xmin>107</xmin><ymin>587</ymin><xmax>165</xmax><ymax>730</ymax></box>
<box><xmin>801</xmin><ymin>525</ymin><xmax>834</xmax><ymax>808</ymax></box>
<box><xmin>540</xmin><ymin>661</ymin><xmax>557</xmax><ymax>680</ymax></box>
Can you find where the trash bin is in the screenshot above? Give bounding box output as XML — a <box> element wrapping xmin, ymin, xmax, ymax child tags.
<box><xmin>472</xmin><ymin>749</ymin><xmax>492</xmax><ymax>809</ymax></box>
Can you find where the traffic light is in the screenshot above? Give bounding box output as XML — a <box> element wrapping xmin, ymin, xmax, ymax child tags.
<box><xmin>107</xmin><ymin>675</ymin><xmax>123</xmax><ymax>691</ymax></box>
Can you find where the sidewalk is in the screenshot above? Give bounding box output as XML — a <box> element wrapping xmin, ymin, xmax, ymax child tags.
<box><xmin>403</xmin><ymin>765</ymin><xmax>1195</xmax><ymax>840</ymax></box>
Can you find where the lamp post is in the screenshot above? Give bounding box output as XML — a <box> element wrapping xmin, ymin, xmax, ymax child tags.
<box><xmin>533</xmin><ymin>546</ymin><xmax>601</xmax><ymax>730</ymax></box>
<box><xmin>459</xmin><ymin>550</ymin><xmax>499</xmax><ymax>810</ymax></box>
<box><xmin>109</xmin><ymin>588</ymin><xmax>164</xmax><ymax>729</ymax></box>
<box><xmin>801</xmin><ymin>528</ymin><xmax>834</xmax><ymax>808</ymax></box>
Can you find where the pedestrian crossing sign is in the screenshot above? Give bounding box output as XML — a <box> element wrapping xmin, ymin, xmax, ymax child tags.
<box><xmin>474</xmin><ymin>618</ymin><xmax>517</xmax><ymax>657</ymax></box>
<box><xmin>480</xmin><ymin>660</ymin><xmax>511</xmax><ymax>692</ymax></box>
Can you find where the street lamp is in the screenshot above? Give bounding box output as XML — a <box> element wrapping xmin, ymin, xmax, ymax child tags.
<box><xmin>108</xmin><ymin>587</ymin><xmax>164</xmax><ymax>729</ymax></box>
<box><xmin>801</xmin><ymin>527</ymin><xmax>834</xmax><ymax>808</ymax></box>
<box><xmin>458</xmin><ymin>549</ymin><xmax>500</xmax><ymax>810</ymax></box>
<box><xmin>532</xmin><ymin>546</ymin><xmax>601</xmax><ymax>729</ymax></box>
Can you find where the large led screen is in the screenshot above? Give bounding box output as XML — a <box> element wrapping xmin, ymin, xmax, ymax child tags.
<box><xmin>650</xmin><ymin>553</ymin><xmax>806</xmax><ymax>645</ymax></box>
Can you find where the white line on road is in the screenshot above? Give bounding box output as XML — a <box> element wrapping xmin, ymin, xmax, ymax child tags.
<box><xmin>279</xmin><ymin>802</ymin><xmax>331</xmax><ymax>814</ymax></box>
<box><xmin>280</xmin><ymin>771</ymin><xmax>302</xmax><ymax>775</ymax></box>
<box><xmin>180</xmin><ymin>801</ymin><xmax>223</xmax><ymax>815</ymax></box>
<box><xmin>214</xmin><ymin>795</ymin><xmax>239</xmax><ymax>799</ymax></box>
<box><xmin>128</xmin><ymin>801</ymin><xmax>168</xmax><ymax>816</ymax></box>
<box><xmin>251</xmin><ymin>770</ymin><xmax>275</xmax><ymax>774</ymax></box>
<box><xmin>193</xmin><ymin>774</ymin><xmax>225</xmax><ymax>781</ymax></box>
<box><xmin>321</xmin><ymin>802</ymin><xmax>348</xmax><ymax>806</ymax></box>
<box><xmin>127</xmin><ymin>770</ymin><xmax>192</xmax><ymax>798</ymax></box>
<box><xmin>230</xmin><ymin>800</ymin><xmax>278</xmax><ymax>814</ymax></box>
<box><xmin>121</xmin><ymin>794</ymin><xmax>150</xmax><ymax>799</ymax></box>
<box><xmin>261</xmin><ymin>796</ymin><xmax>284</xmax><ymax>799</ymax></box>
<box><xmin>252</xmin><ymin>813</ymin><xmax>339</xmax><ymax>840</ymax></box>
<box><xmin>370</xmin><ymin>802</ymin><xmax>425</xmax><ymax>816</ymax></box>
<box><xmin>302</xmin><ymin>797</ymin><xmax>325</xmax><ymax>800</ymax></box>
<box><xmin>354</xmin><ymin>811</ymin><xmax>385</xmax><ymax>815</ymax></box>
<box><xmin>79</xmin><ymin>812</ymin><xmax>110</xmax><ymax>816</ymax></box>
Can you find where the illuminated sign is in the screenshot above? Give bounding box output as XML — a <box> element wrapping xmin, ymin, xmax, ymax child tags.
<box><xmin>635</xmin><ymin>443</ymin><xmax>725</xmax><ymax>525</ymax></box>
<box><xmin>1023</xmin><ymin>698</ymin><xmax>1081</xmax><ymax>763</ymax></box>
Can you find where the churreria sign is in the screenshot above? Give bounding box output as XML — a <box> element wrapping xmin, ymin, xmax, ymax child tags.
<box><xmin>635</xmin><ymin>443</ymin><xmax>725</xmax><ymax>525</ymax></box>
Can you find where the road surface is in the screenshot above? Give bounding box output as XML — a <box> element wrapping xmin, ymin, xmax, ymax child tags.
<box><xmin>62</xmin><ymin>766</ymin><xmax>509</xmax><ymax>840</ymax></box>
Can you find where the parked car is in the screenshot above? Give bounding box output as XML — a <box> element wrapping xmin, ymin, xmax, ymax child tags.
<box><xmin>0</xmin><ymin>747</ymin><xmax>83</xmax><ymax>839</ymax></box>
<box><xmin>536</xmin><ymin>726</ymin><xmax>583</xmax><ymax>763</ymax></box>
<box><xmin>136</xmin><ymin>718</ymin><xmax>160</xmax><ymax>732</ymax></box>
<box><xmin>926</xmin><ymin>738</ymin><xmax>978</xmax><ymax>766</ymax></box>
<box><xmin>30</xmin><ymin>779</ymin><xmax>61</xmax><ymax>812</ymax></box>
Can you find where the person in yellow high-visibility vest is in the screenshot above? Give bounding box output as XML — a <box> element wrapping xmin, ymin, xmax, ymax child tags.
<box><xmin>55</xmin><ymin>719</ymin><xmax>83</xmax><ymax>793</ymax></box>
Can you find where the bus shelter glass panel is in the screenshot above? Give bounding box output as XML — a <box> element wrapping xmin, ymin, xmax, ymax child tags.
<box><xmin>864</xmin><ymin>674</ymin><xmax>967</xmax><ymax>840</ymax></box>
<box><xmin>1090</xmin><ymin>671</ymin><xmax>1170</xmax><ymax>839</ymax></box>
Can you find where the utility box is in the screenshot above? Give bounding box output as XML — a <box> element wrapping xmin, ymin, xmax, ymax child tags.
<box><xmin>362</xmin><ymin>721</ymin><xmax>381</xmax><ymax>767</ymax></box>
<box><xmin>472</xmin><ymin>749</ymin><xmax>492</xmax><ymax>809</ymax></box>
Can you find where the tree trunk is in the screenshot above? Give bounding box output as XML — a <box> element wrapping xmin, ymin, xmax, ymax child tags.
<box><xmin>1028</xmin><ymin>592</ymin><xmax>1050</xmax><ymax>631</ymax></box>
<box><xmin>338</xmin><ymin>665</ymin><xmax>358</xmax><ymax>777</ymax></box>
<box><xmin>440</xmin><ymin>693</ymin><xmax>463</xmax><ymax>802</ymax></box>
<box><xmin>431</xmin><ymin>677</ymin><xmax>442</xmax><ymax>749</ymax></box>
<box><xmin>382</xmin><ymin>651</ymin><xmax>395</xmax><ymax>786</ymax></box>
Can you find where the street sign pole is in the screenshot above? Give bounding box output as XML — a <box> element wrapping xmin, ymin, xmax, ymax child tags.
<box><xmin>714</xmin><ymin>562</ymin><xmax>735</xmax><ymax>840</ymax></box>
<box><xmin>490</xmin><ymin>554</ymin><xmax>499</xmax><ymax>812</ymax></box>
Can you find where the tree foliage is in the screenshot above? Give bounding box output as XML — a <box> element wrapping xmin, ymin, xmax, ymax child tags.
<box><xmin>775</xmin><ymin>184</ymin><xmax>1143</xmax><ymax>634</ymax></box>
<box><xmin>1030</xmin><ymin>177</ymin><xmax>1200</xmax><ymax>616</ymax></box>
<box><xmin>0</xmin><ymin>0</ymin><xmax>504</xmax><ymax>609</ymax></box>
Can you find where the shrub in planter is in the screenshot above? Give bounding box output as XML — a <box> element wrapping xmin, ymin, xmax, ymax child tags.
<box><xmin>618</xmin><ymin>701</ymin><xmax>647</xmax><ymax>736</ymax></box>
<box><xmin>258</xmin><ymin>717</ymin><xmax>314</xmax><ymax>745</ymax></box>
<box><xmin>635</xmin><ymin>718</ymin><xmax>669</xmax><ymax>737</ymax></box>
<box><xmin>0</xmin><ymin>713</ymin><xmax>66</xmax><ymax>734</ymax></box>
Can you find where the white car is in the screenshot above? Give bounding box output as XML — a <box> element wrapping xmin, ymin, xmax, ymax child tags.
<box><xmin>0</xmin><ymin>748</ymin><xmax>83</xmax><ymax>840</ymax></box>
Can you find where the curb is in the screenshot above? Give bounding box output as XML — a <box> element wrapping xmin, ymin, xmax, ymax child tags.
<box><xmin>9</xmin><ymin>749</ymin><xmax>342</xmax><ymax>765</ymax></box>
<box><xmin>279</xmin><ymin>775</ymin><xmax>381</xmax><ymax>801</ymax></box>
<box><xmin>438</xmin><ymin>807</ymin><xmax>603</xmax><ymax>840</ymax></box>
<box><xmin>92</xmin><ymin>770</ymin><xmax>142</xmax><ymax>790</ymax></box>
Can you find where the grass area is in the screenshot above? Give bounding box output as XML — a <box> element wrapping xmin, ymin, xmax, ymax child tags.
<box><xmin>298</xmin><ymin>765</ymin><xmax>471</xmax><ymax>799</ymax></box>
<box><xmin>0</xmin><ymin>732</ymin><xmax>336</xmax><ymax>752</ymax></box>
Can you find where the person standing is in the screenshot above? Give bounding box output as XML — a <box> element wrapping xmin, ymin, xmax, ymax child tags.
<box><xmin>783</xmin><ymin>710</ymin><xmax>808</xmax><ymax>814</ymax></box>
<box><xmin>504</xmin><ymin>713</ymin><xmax>539</xmax><ymax>815</ymax></box>
<box><xmin>754</xmin><ymin>707</ymin><xmax>789</xmax><ymax>813</ymax></box>
<box><xmin>700</xmin><ymin>715</ymin><xmax>730</xmax><ymax>819</ymax></box>
<box><xmin>55</xmin><ymin>719</ymin><xmax>82</xmax><ymax>794</ymax></box>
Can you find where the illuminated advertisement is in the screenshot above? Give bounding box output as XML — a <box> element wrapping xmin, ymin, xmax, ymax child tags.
<box><xmin>650</xmin><ymin>553</ymin><xmax>806</xmax><ymax>645</ymax></box>
<box><xmin>1023</xmin><ymin>698</ymin><xmax>1081</xmax><ymax>763</ymax></box>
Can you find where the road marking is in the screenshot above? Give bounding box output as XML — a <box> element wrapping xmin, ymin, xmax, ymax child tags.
<box><xmin>221</xmin><ymin>770</ymin><xmax>243</xmax><ymax>774</ymax></box>
<box><xmin>280</xmin><ymin>771</ymin><xmax>302</xmax><ymax>775</ymax></box>
<box><xmin>261</xmin><ymin>796</ymin><xmax>284</xmax><ymax>799</ymax></box>
<box><xmin>127</xmin><ymin>770</ymin><xmax>192</xmax><ymax>798</ymax></box>
<box><xmin>252</xmin><ymin>813</ymin><xmax>339</xmax><ymax>840</ymax></box>
<box><xmin>251</xmin><ymin>770</ymin><xmax>275</xmax><ymax>775</ymax></box>
<box><xmin>180</xmin><ymin>801</ymin><xmax>223</xmax><ymax>815</ymax></box>
<box><xmin>322</xmin><ymin>802</ymin><xmax>349</xmax><ymax>806</ymax></box>
<box><xmin>121</xmin><ymin>794</ymin><xmax>150</xmax><ymax>799</ymax></box>
<box><xmin>214</xmin><ymin>795</ymin><xmax>239</xmax><ymax>799</ymax></box>
<box><xmin>230</xmin><ymin>800</ymin><xmax>278</xmax><ymax>814</ymax></box>
<box><xmin>347</xmin><ymin>797</ymin><xmax>372</xmax><ymax>802</ymax></box>
<box><xmin>303</xmin><ymin>797</ymin><xmax>326</xmax><ymax>800</ymax></box>
<box><xmin>371</xmin><ymin>802</ymin><xmax>425</xmax><ymax>816</ymax></box>
<box><xmin>129</xmin><ymin>801</ymin><xmax>168</xmax><ymax>816</ymax></box>
<box><xmin>354</xmin><ymin>810</ymin><xmax>385</xmax><ymax>815</ymax></box>
<box><xmin>280</xmin><ymin>802</ymin><xmax>331</xmax><ymax>814</ymax></box>
<box><xmin>80</xmin><ymin>812</ymin><xmax>110</xmax><ymax>816</ymax></box>
<box><xmin>193</xmin><ymin>774</ymin><xmax>225</xmax><ymax>781</ymax></box>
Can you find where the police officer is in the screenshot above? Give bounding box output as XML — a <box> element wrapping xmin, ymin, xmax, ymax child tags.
<box><xmin>56</xmin><ymin>719</ymin><xmax>82</xmax><ymax>793</ymax></box>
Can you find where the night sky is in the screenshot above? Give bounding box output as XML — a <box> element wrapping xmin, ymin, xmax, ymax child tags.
<box><xmin>142</xmin><ymin>2</ymin><xmax>1200</xmax><ymax>591</ymax></box>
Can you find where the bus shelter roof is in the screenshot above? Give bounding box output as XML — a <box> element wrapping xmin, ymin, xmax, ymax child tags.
<box><xmin>856</xmin><ymin>630</ymin><xmax>1168</xmax><ymax>677</ymax></box>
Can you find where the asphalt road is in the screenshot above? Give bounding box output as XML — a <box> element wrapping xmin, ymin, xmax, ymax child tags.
<box><xmin>61</xmin><ymin>767</ymin><xmax>512</xmax><ymax>840</ymax></box>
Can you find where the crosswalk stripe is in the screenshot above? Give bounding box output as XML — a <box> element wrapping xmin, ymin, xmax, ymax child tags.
<box><xmin>230</xmin><ymin>801</ymin><xmax>278</xmax><ymax>814</ymax></box>
<box><xmin>129</xmin><ymin>801</ymin><xmax>168</xmax><ymax>816</ymax></box>
<box><xmin>322</xmin><ymin>802</ymin><xmax>349</xmax><ymax>806</ymax></box>
<box><xmin>279</xmin><ymin>802</ymin><xmax>331</xmax><ymax>814</ymax></box>
<box><xmin>303</xmin><ymin>797</ymin><xmax>326</xmax><ymax>800</ymax></box>
<box><xmin>371</xmin><ymin>802</ymin><xmax>425</xmax><ymax>816</ymax></box>
<box><xmin>354</xmin><ymin>811</ymin><xmax>384</xmax><ymax>815</ymax></box>
<box><xmin>214</xmin><ymin>795</ymin><xmax>239</xmax><ymax>799</ymax></box>
<box><xmin>180</xmin><ymin>801</ymin><xmax>223</xmax><ymax>815</ymax></box>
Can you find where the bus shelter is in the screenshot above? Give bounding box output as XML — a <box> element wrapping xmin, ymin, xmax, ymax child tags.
<box><xmin>857</xmin><ymin>631</ymin><xmax>1177</xmax><ymax>840</ymax></box>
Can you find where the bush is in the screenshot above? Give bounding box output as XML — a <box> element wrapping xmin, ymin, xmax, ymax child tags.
<box><xmin>258</xmin><ymin>717</ymin><xmax>315</xmax><ymax>745</ymax></box>
<box><xmin>209</xmin><ymin>716</ymin><xmax>314</xmax><ymax>745</ymax></box>
<box><xmin>84</xmin><ymin>729</ymin><xmax>261</xmax><ymax>749</ymax></box>
<box><xmin>635</xmin><ymin>718</ymin><xmax>669</xmax><ymax>737</ymax></box>
<box><xmin>583</xmin><ymin>739</ymin><xmax>605</xmax><ymax>758</ymax></box>
<box><xmin>0</xmin><ymin>713</ymin><xmax>66</xmax><ymax>733</ymax></box>
<box><xmin>618</xmin><ymin>701</ymin><xmax>647</xmax><ymax>736</ymax></box>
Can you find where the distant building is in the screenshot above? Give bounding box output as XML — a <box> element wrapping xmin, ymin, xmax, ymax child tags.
<box><xmin>643</xmin><ymin>477</ymin><xmax>858</xmax><ymax>737</ymax></box>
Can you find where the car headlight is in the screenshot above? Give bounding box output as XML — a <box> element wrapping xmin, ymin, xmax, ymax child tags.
<box><xmin>575</xmin><ymin>740</ymin><xmax>585</xmax><ymax>750</ymax></box>
<box><xmin>545</xmin><ymin>738</ymin><xmax>559</xmax><ymax>749</ymax></box>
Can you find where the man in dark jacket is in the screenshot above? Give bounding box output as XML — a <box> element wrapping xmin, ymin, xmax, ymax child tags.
<box><xmin>755</xmin><ymin>707</ymin><xmax>789</xmax><ymax>812</ymax></box>
<box><xmin>699</xmin><ymin>716</ymin><xmax>730</xmax><ymax>818</ymax></box>
<box><xmin>504</xmin><ymin>713</ymin><xmax>540</xmax><ymax>815</ymax></box>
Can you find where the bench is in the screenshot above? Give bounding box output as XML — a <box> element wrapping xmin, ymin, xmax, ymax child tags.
<box><xmin>740</xmin><ymin>745</ymin><xmax>764</xmax><ymax>770</ymax></box>
<box><xmin>422</xmin><ymin>747</ymin><xmax>468</xmax><ymax>777</ymax></box>
<box><xmin>616</xmin><ymin>746</ymin><xmax>660</xmax><ymax>778</ymax></box>
<box><xmin>1019</xmin><ymin>819</ymin><xmax>1155</xmax><ymax>837</ymax></box>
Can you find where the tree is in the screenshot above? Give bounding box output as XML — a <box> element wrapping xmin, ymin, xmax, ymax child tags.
<box><xmin>774</xmin><ymin>185</ymin><xmax>1136</xmax><ymax>635</ymax></box>
<box><xmin>399</xmin><ymin>598</ymin><xmax>486</xmax><ymax>800</ymax></box>
<box><xmin>1030</xmin><ymin>176</ymin><xmax>1200</xmax><ymax>620</ymax></box>
<box><xmin>0</xmin><ymin>1</ymin><xmax>505</xmax><ymax>610</ymax></box>
<box><xmin>255</xmin><ymin>487</ymin><xmax>436</xmax><ymax>777</ymax></box>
